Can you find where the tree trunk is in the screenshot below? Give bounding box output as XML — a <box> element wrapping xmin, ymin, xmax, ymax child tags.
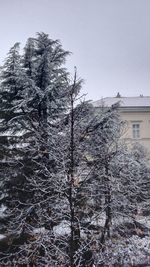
<box><xmin>100</xmin><ymin>164</ymin><xmax>112</xmax><ymax>247</ymax></box>
<box><xmin>69</xmin><ymin>85</ymin><xmax>80</xmax><ymax>267</ymax></box>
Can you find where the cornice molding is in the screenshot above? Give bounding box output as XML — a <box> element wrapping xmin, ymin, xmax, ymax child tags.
<box><xmin>119</xmin><ymin>107</ymin><xmax>150</xmax><ymax>112</ymax></box>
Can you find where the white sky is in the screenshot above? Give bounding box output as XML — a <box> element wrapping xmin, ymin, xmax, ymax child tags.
<box><xmin>0</xmin><ymin>0</ymin><xmax>150</xmax><ymax>100</ymax></box>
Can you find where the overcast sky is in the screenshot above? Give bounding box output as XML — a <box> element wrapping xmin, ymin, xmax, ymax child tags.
<box><xmin>0</xmin><ymin>0</ymin><xmax>150</xmax><ymax>100</ymax></box>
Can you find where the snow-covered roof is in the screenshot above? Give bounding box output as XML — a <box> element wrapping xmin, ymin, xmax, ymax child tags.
<box><xmin>93</xmin><ymin>96</ymin><xmax>150</xmax><ymax>108</ymax></box>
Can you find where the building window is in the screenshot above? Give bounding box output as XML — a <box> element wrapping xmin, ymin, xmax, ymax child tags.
<box><xmin>132</xmin><ymin>123</ymin><xmax>140</xmax><ymax>139</ymax></box>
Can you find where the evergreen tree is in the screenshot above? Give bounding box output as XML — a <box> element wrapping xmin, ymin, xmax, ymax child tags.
<box><xmin>0</xmin><ymin>33</ymin><xmax>70</xmax><ymax>265</ymax></box>
<box><xmin>0</xmin><ymin>42</ymin><xmax>28</xmax><ymax>231</ymax></box>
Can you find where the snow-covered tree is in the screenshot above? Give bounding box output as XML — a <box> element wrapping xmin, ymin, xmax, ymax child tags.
<box><xmin>0</xmin><ymin>33</ymin><xmax>71</xmax><ymax>265</ymax></box>
<box><xmin>0</xmin><ymin>42</ymin><xmax>28</xmax><ymax>231</ymax></box>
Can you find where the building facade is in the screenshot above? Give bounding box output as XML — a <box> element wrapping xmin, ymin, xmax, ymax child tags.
<box><xmin>93</xmin><ymin>96</ymin><xmax>150</xmax><ymax>151</ymax></box>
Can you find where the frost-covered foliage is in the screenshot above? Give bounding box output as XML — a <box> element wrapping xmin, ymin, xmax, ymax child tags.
<box><xmin>0</xmin><ymin>33</ymin><xmax>150</xmax><ymax>267</ymax></box>
<box><xmin>94</xmin><ymin>235</ymin><xmax>150</xmax><ymax>267</ymax></box>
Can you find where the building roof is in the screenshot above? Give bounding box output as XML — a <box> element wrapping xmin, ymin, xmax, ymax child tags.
<box><xmin>93</xmin><ymin>96</ymin><xmax>150</xmax><ymax>108</ymax></box>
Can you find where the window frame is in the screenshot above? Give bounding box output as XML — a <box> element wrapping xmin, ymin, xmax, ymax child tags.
<box><xmin>132</xmin><ymin>123</ymin><xmax>140</xmax><ymax>139</ymax></box>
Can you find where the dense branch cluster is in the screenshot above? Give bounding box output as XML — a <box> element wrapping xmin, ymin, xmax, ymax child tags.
<box><xmin>0</xmin><ymin>33</ymin><xmax>149</xmax><ymax>267</ymax></box>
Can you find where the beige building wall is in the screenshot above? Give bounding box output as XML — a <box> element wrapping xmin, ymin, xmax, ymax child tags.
<box><xmin>93</xmin><ymin>97</ymin><xmax>150</xmax><ymax>152</ymax></box>
<box><xmin>119</xmin><ymin>110</ymin><xmax>150</xmax><ymax>151</ymax></box>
